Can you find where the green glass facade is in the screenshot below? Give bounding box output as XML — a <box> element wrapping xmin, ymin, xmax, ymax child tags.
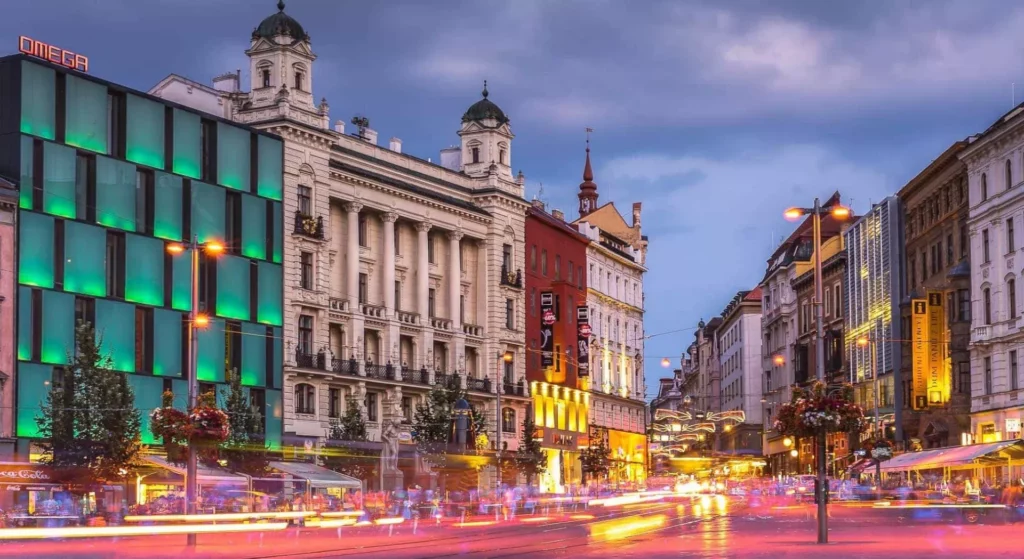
<box><xmin>11</xmin><ymin>59</ymin><xmax>284</xmax><ymax>448</ymax></box>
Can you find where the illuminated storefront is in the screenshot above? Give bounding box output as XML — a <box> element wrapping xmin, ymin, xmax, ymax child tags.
<box><xmin>531</xmin><ymin>382</ymin><xmax>588</xmax><ymax>493</ymax></box>
<box><xmin>606</xmin><ymin>429</ymin><xmax>646</xmax><ymax>485</ymax></box>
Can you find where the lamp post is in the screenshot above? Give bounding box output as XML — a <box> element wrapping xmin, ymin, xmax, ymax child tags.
<box><xmin>857</xmin><ymin>327</ymin><xmax>884</xmax><ymax>495</ymax></box>
<box><xmin>495</xmin><ymin>350</ymin><xmax>514</xmax><ymax>506</ymax></box>
<box><xmin>784</xmin><ymin>198</ymin><xmax>850</xmax><ymax>544</ymax></box>
<box><xmin>167</xmin><ymin>236</ymin><xmax>223</xmax><ymax>547</ymax></box>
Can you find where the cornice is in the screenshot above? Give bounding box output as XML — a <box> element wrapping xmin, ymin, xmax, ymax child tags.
<box><xmin>330</xmin><ymin>172</ymin><xmax>491</xmax><ymax>225</ymax></box>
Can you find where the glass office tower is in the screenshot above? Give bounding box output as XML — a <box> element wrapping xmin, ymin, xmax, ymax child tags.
<box><xmin>0</xmin><ymin>55</ymin><xmax>285</xmax><ymax>456</ymax></box>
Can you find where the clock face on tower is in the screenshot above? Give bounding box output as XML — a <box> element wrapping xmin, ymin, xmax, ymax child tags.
<box><xmin>581</xmin><ymin>198</ymin><xmax>591</xmax><ymax>212</ymax></box>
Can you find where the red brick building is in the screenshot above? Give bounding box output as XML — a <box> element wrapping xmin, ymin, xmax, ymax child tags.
<box><xmin>525</xmin><ymin>202</ymin><xmax>590</xmax><ymax>389</ymax></box>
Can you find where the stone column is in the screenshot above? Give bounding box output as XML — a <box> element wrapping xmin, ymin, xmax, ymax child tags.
<box><xmin>346</xmin><ymin>201</ymin><xmax>363</xmax><ymax>308</ymax></box>
<box><xmin>448</xmin><ymin>230</ymin><xmax>464</xmax><ymax>328</ymax></box>
<box><xmin>382</xmin><ymin>211</ymin><xmax>398</xmax><ymax>317</ymax></box>
<box><xmin>416</xmin><ymin>222</ymin><xmax>432</xmax><ymax>321</ymax></box>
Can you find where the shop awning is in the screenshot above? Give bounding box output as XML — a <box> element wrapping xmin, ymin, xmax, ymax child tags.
<box><xmin>143</xmin><ymin>456</ymin><xmax>248</xmax><ymax>485</ymax></box>
<box><xmin>268</xmin><ymin>461</ymin><xmax>361</xmax><ymax>489</ymax></box>
<box><xmin>879</xmin><ymin>440</ymin><xmax>1024</xmax><ymax>472</ymax></box>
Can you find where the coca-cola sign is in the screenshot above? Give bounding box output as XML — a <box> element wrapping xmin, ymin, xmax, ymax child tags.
<box><xmin>0</xmin><ymin>464</ymin><xmax>53</xmax><ymax>483</ymax></box>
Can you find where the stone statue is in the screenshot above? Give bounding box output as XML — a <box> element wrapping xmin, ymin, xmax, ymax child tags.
<box><xmin>381</xmin><ymin>420</ymin><xmax>401</xmax><ymax>473</ymax></box>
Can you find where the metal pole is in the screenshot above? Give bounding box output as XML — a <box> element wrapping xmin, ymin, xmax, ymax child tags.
<box><xmin>186</xmin><ymin>235</ymin><xmax>199</xmax><ymax>547</ymax></box>
<box><xmin>496</xmin><ymin>355</ymin><xmax>503</xmax><ymax>503</ymax></box>
<box><xmin>812</xmin><ymin>200</ymin><xmax>828</xmax><ymax>544</ymax></box>
<box><xmin>871</xmin><ymin>339</ymin><xmax>882</xmax><ymax>495</ymax></box>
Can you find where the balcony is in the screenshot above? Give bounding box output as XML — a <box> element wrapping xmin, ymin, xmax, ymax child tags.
<box><xmin>397</xmin><ymin>310</ymin><xmax>421</xmax><ymax>325</ymax></box>
<box><xmin>499</xmin><ymin>265</ymin><xmax>523</xmax><ymax>289</ymax></box>
<box><xmin>463</xmin><ymin>323</ymin><xmax>483</xmax><ymax>337</ymax></box>
<box><xmin>293</xmin><ymin>210</ymin><xmax>325</xmax><ymax>240</ymax></box>
<box><xmin>295</xmin><ymin>349</ymin><xmax>327</xmax><ymax>370</ymax></box>
<box><xmin>502</xmin><ymin>380</ymin><xmax>527</xmax><ymax>397</ymax></box>
<box><xmin>329</xmin><ymin>298</ymin><xmax>350</xmax><ymax>313</ymax></box>
<box><xmin>364</xmin><ymin>361</ymin><xmax>393</xmax><ymax>380</ymax></box>
<box><xmin>430</xmin><ymin>317</ymin><xmax>453</xmax><ymax>331</ymax></box>
<box><xmin>401</xmin><ymin>366</ymin><xmax>430</xmax><ymax>385</ymax></box>
<box><xmin>331</xmin><ymin>357</ymin><xmax>359</xmax><ymax>376</ymax></box>
<box><xmin>361</xmin><ymin>303</ymin><xmax>386</xmax><ymax>319</ymax></box>
<box><xmin>973</xmin><ymin>325</ymin><xmax>991</xmax><ymax>341</ymax></box>
<box><xmin>435</xmin><ymin>372</ymin><xmax>460</xmax><ymax>389</ymax></box>
<box><xmin>467</xmin><ymin>377</ymin><xmax>492</xmax><ymax>393</ymax></box>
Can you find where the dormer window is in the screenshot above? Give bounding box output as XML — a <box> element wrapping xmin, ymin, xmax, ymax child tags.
<box><xmin>472</xmin><ymin>147</ymin><xmax>480</xmax><ymax>164</ymax></box>
<box><xmin>294</xmin><ymin>71</ymin><xmax>304</xmax><ymax>91</ymax></box>
<box><xmin>261</xmin><ymin>69</ymin><xmax>271</xmax><ymax>88</ymax></box>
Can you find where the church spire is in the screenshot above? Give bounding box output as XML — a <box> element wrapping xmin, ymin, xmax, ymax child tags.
<box><xmin>578</xmin><ymin>127</ymin><xmax>599</xmax><ymax>217</ymax></box>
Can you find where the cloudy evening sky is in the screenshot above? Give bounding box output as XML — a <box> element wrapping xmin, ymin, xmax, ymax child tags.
<box><xmin>6</xmin><ymin>0</ymin><xmax>1023</xmax><ymax>397</ymax></box>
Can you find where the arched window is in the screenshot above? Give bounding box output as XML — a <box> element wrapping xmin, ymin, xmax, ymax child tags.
<box><xmin>501</xmin><ymin>407</ymin><xmax>516</xmax><ymax>433</ymax></box>
<box><xmin>982</xmin><ymin>173</ymin><xmax>988</xmax><ymax>201</ymax></box>
<box><xmin>1008</xmin><ymin>159</ymin><xmax>1014</xmax><ymax>190</ymax></box>
<box><xmin>295</xmin><ymin>383</ymin><xmax>316</xmax><ymax>414</ymax></box>
<box><xmin>261</xmin><ymin>69</ymin><xmax>271</xmax><ymax>89</ymax></box>
<box><xmin>294</xmin><ymin>71</ymin><xmax>304</xmax><ymax>91</ymax></box>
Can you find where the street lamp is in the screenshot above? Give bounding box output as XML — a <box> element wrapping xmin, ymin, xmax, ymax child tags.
<box><xmin>857</xmin><ymin>332</ymin><xmax>884</xmax><ymax>491</ymax></box>
<box><xmin>661</xmin><ymin>358</ymin><xmax>671</xmax><ymax>368</ymax></box>
<box><xmin>495</xmin><ymin>350</ymin><xmax>514</xmax><ymax>507</ymax></box>
<box><xmin>167</xmin><ymin>236</ymin><xmax>223</xmax><ymax>547</ymax></box>
<box><xmin>782</xmin><ymin>197</ymin><xmax>850</xmax><ymax>545</ymax></box>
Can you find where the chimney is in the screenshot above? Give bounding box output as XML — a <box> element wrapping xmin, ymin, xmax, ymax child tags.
<box><xmin>632</xmin><ymin>202</ymin><xmax>642</xmax><ymax>228</ymax></box>
<box><xmin>212</xmin><ymin>71</ymin><xmax>240</xmax><ymax>93</ymax></box>
<box><xmin>552</xmin><ymin>209</ymin><xmax>564</xmax><ymax>221</ymax></box>
<box><xmin>389</xmin><ymin>137</ymin><xmax>403</xmax><ymax>153</ymax></box>
<box><xmin>531</xmin><ymin>199</ymin><xmax>545</xmax><ymax>210</ymax></box>
<box><xmin>362</xmin><ymin>127</ymin><xmax>378</xmax><ymax>145</ymax></box>
<box><xmin>334</xmin><ymin>120</ymin><xmax>345</xmax><ymax>134</ymax></box>
<box><xmin>439</xmin><ymin>146</ymin><xmax>462</xmax><ymax>172</ymax></box>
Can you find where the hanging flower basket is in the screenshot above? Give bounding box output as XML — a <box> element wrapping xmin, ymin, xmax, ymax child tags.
<box><xmin>773</xmin><ymin>381</ymin><xmax>869</xmax><ymax>438</ymax></box>
<box><xmin>864</xmin><ymin>438</ymin><xmax>894</xmax><ymax>461</ymax></box>
<box><xmin>150</xmin><ymin>390</ymin><xmax>230</xmax><ymax>464</ymax></box>
<box><xmin>189</xmin><ymin>407</ymin><xmax>230</xmax><ymax>444</ymax></box>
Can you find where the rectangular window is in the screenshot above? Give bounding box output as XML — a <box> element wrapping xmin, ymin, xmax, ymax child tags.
<box><xmin>135</xmin><ymin>169</ymin><xmax>154</xmax><ymax>235</ymax></box>
<box><xmin>908</xmin><ymin>256</ymin><xmax>916</xmax><ymax>289</ymax></box>
<box><xmin>358</xmin><ymin>273</ymin><xmax>368</xmax><ymax>304</ymax></box>
<box><xmin>64</xmin><ymin>221</ymin><xmax>106</xmax><ymax>297</ymax></box>
<box><xmin>224</xmin><ymin>321</ymin><xmax>242</xmax><ymax>378</ymax></box>
<box><xmin>358</xmin><ymin>215</ymin><xmax>368</xmax><ymax>248</ymax></box>
<box><xmin>958</xmin><ymin>289</ymin><xmax>970</xmax><ymax>321</ymax></box>
<box><xmin>298</xmin><ymin>315</ymin><xmax>313</xmax><ymax>355</ymax></box>
<box><xmin>225</xmin><ymin>191</ymin><xmax>241</xmax><ymax>255</ymax></box>
<box><xmin>125</xmin><ymin>94</ymin><xmax>165</xmax><ymax>168</ymax></box>
<box><xmin>1012</xmin><ymin>350</ymin><xmax>1019</xmax><ymax>392</ymax></box>
<box><xmin>200</xmin><ymin>119</ymin><xmax>216</xmax><ymax>182</ymax></box>
<box><xmin>394</xmin><ymin>226</ymin><xmax>401</xmax><ymax>255</ymax></box>
<box><xmin>932</xmin><ymin>243</ymin><xmax>939</xmax><ymax>275</ymax></box>
<box><xmin>300</xmin><ymin>252</ymin><xmax>313</xmax><ymax>290</ymax></box>
<box><xmin>257</xmin><ymin>261</ymin><xmax>283</xmax><ymax>326</ymax></box>
<box><xmin>106</xmin><ymin>231</ymin><xmax>126</xmax><ymax>299</ymax></box>
<box><xmin>947</xmin><ymin>233</ymin><xmax>954</xmax><ymax>265</ymax></box>
<box><xmin>959</xmin><ymin>362</ymin><xmax>971</xmax><ymax>394</ymax></box>
<box><xmin>20</xmin><ymin>60</ymin><xmax>57</xmax><ymax>140</ymax></box>
<box><xmin>427</xmin><ymin>233</ymin><xmax>435</xmax><ymax>263</ymax></box>
<box><xmin>95</xmin><ymin>155</ymin><xmax>137</xmax><ymax>231</ymax></box>
<box><xmin>215</xmin><ymin>254</ymin><xmax>251</xmax><ymax>321</ymax></box>
<box><xmin>960</xmin><ymin>224</ymin><xmax>968</xmax><ymax>259</ymax></box>
<box><xmin>172</xmin><ymin>109</ymin><xmax>202</xmax><ymax>179</ymax></box>
<box><xmin>1011</xmin><ymin>279</ymin><xmax>1018</xmax><ymax>319</ymax></box>
<box><xmin>506</xmin><ymin>298</ymin><xmax>514</xmax><ymax>329</ymax></box>
<box><xmin>554</xmin><ymin>255</ymin><xmax>561</xmax><ymax>280</ymax></box>
<box><xmin>42</xmin><ymin>141</ymin><xmax>77</xmax><ymax>219</ymax></box>
<box><xmin>135</xmin><ymin>307</ymin><xmax>153</xmax><ymax>374</ymax></box>
<box><xmin>395</xmin><ymin>281</ymin><xmax>402</xmax><ymax>311</ymax></box>
<box><xmin>834</xmin><ymin>285</ymin><xmax>842</xmax><ymax>317</ymax></box>
<box><xmin>152</xmin><ymin>308</ymin><xmax>182</xmax><ymax>377</ymax></box>
<box><xmin>297</xmin><ymin>185</ymin><xmax>311</xmax><ymax>215</ymax></box>
<box><xmin>217</xmin><ymin>123</ymin><xmax>250</xmax><ymax>191</ymax></box>
<box><xmin>921</xmin><ymin>250</ymin><xmax>927</xmax><ymax>279</ymax></box>
<box><xmin>75</xmin><ymin>153</ymin><xmax>91</xmax><ymax>221</ymax></box>
<box><xmin>366</xmin><ymin>393</ymin><xmax>378</xmax><ymax>422</ymax></box>
<box><xmin>983</xmin><ymin>229</ymin><xmax>990</xmax><ymax>263</ymax></box>
<box><xmin>503</xmin><ymin>244</ymin><xmax>512</xmax><ymax>271</ymax></box>
<box><xmin>329</xmin><ymin>388</ymin><xmax>341</xmax><ymax>418</ymax></box>
<box><xmin>106</xmin><ymin>90</ymin><xmax>125</xmax><ymax>158</ymax></box>
<box><xmin>428</xmin><ymin>288</ymin><xmax>436</xmax><ymax>317</ymax></box>
<box><xmin>256</xmin><ymin>135</ymin><xmax>283</xmax><ymax>200</ymax></box>
<box><xmin>1011</xmin><ymin>219</ymin><xmax>1017</xmax><ymax>252</ymax></box>
<box><xmin>984</xmin><ymin>288</ymin><xmax>992</xmax><ymax>325</ymax></box>
<box><xmin>401</xmin><ymin>396</ymin><xmax>412</xmax><ymax>421</ymax></box>
<box><xmin>460</xmin><ymin>295</ymin><xmax>466</xmax><ymax>324</ymax></box>
<box><xmin>153</xmin><ymin>172</ymin><xmax>183</xmax><ymax>241</ymax></box>
<box><xmin>95</xmin><ymin>299</ymin><xmax>136</xmax><ymax>372</ymax></box>
<box><xmin>241</xmin><ymin>193</ymin><xmax>267</xmax><ymax>259</ymax></box>
<box><xmin>530</xmin><ymin>245</ymin><xmax>537</xmax><ymax>271</ymax></box>
<box><xmin>984</xmin><ymin>356</ymin><xmax>992</xmax><ymax>395</ymax></box>
<box><xmin>191</xmin><ymin>180</ymin><xmax>226</xmax><ymax>244</ymax></box>
<box><xmin>65</xmin><ymin>75</ymin><xmax>109</xmax><ymax>154</ymax></box>
<box><xmin>541</xmin><ymin>250</ymin><xmax>548</xmax><ymax>276</ymax></box>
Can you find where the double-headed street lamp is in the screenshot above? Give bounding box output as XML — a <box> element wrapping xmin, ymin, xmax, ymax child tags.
<box><xmin>783</xmin><ymin>198</ymin><xmax>850</xmax><ymax>545</ymax></box>
<box><xmin>495</xmin><ymin>350</ymin><xmax>514</xmax><ymax>503</ymax></box>
<box><xmin>167</xmin><ymin>236</ymin><xmax>223</xmax><ymax>547</ymax></box>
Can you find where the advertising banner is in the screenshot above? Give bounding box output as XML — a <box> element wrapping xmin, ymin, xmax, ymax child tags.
<box><xmin>540</xmin><ymin>292</ymin><xmax>554</xmax><ymax>368</ymax></box>
<box><xmin>577</xmin><ymin>305</ymin><xmax>591</xmax><ymax>377</ymax></box>
<box><xmin>926</xmin><ymin>291</ymin><xmax>948</xmax><ymax>407</ymax></box>
<box><xmin>911</xmin><ymin>299</ymin><xmax>928</xmax><ymax>410</ymax></box>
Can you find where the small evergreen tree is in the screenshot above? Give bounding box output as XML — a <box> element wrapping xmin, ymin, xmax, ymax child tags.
<box><xmin>580</xmin><ymin>431</ymin><xmax>611</xmax><ymax>483</ymax></box>
<box><xmin>36</xmin><ymin>323</ymin><xmax>142</xmax><ymax>488</ymax></box>
<box><xmin>221</xmin><ymin>369</ymin><xmax>269</xmax><ymax>476</ymax></box>
<box><xmin>411</xmin><ymin>380</ymin><xmax>484</xmax><ymax>473</ymax></box>
<box><xmin>514</xmin><ymin>411</ymin><xmax>546</xmax><ymax>486</ymax></box>
<box><xmin>323</xmin><ymin>398</ymin><xmax>377</xmax><ymax>481</ymax></box>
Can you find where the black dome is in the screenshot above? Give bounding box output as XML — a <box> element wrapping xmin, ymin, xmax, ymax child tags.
<box><xmin>253</xmin><ymin>1</ymin><xmax>309</xmax><ymax>42</ymax></box>
<box><xmin>462</xmin><ymin>82</ymin><xmax>509</xmax><ymax>125</ymax></box>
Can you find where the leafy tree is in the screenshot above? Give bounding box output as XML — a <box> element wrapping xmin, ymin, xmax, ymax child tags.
<box><xmin>36</xmin><ymin>323</ymin><xmax>142</xmax><ymax>488</ymax></box>
<box><xmin>323</xmin><ymin>398</ymin><xmax>377</xmax><ymax>482</ymax></box>
<box><xmin>580</xmin><ymin>430</ymin><xmax>611</xmax><ymax>483</ymax></box>
<box><xmin>411</xmin><ymin>379</ymin><xmax>485</xmax><ymax>474</ymax></box>
<box><xmin>514</xmin><ymin>411</ymin><xmax>547</xmax><ymax>486</ymax></box>
<box><xmin>221</xmin><ymin>369</ymin><xmax>269</xmax><ymax>476</ymax></box>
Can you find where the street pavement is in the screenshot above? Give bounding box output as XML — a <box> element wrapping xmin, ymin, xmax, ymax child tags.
<box><xmin>0</xmin><ymin>496</ymin><xmax>1018</xmax><ymax>558</ymax></box>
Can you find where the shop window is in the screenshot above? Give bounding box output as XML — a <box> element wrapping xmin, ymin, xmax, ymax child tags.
<box><xmin>20</xmin><ymin>61</ymin><xmax>56</xmax><ymax>139</ymax></box>
<box><xmin>502</xmin><ymin>408</ymin><xmax>516</xmax><ymax>433</ymax></box>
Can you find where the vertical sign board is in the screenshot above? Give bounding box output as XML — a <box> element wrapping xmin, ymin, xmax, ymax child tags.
<box><xmin>540</xmin><ymin>292</ymin><xmax>554</xmax><ymax>368</ymax></box>
<box><xmin>911</xmin><ymin>299</ymin><xmax>928</xmax><ymax>410</ymax></box>
<box><xmin>577</xmin><ymin>306</ymin><xmax>591</xmax><ymax>377</ymax></box>
<box><xmin>926</xmin><ymin>291</ymin><xmax>948</xmax><ymax>407</ymax></box>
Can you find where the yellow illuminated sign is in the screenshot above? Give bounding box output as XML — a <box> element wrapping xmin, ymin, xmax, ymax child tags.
<box><xmin>926</xmin><ymin>292</ymin><xmax>949</xmax><ymax>407</ymax></box>
<box><xmin>911</xmin><ymin>299</ymin><xmax>928</xmax><ymax>410</ymax></box>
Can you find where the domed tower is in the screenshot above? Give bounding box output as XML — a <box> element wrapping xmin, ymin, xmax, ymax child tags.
<box><xmin>246</xmin><ymin>1</ymin><xmax>317</xmax><ymax>114</ymax></box>
<box><xmin>458</xmin><ymin>81</ymin><xmax>514</xmax><ymax>178</ymax></box>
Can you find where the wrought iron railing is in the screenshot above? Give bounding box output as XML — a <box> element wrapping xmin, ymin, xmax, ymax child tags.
<box><xmin>499</xmin><ymin>265</ymin><xmax>523</xmax><ymax>288</ymax></box>
<box><xmin>293</xmin><ymin>210</ymin><xmax>325</xmax><ymax>239</ymax></box>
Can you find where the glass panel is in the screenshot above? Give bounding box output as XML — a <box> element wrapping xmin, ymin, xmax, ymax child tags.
<box><xmin>216</xmin><ymin>254</ymin><xmax>250</xmax><ymax>320</ymax></box>
<box><xmin>153</xmin><ymin>172</ymin><xmax>183</xmax><ymax>241</ymax></box>
<box><xmin>191</xmin><ymin>180</ymin><xmax>225</xmax><ymax>244</ymax></box>
<box><xmin>172</xmin><ymin>109</ymin><xmax>201</xmax><ymax>179</ymax></box>
<box><xmin>63</xmin><ymin>221</ymin><xmax>107</xmax><ymax>297</ymax></box>
<box><xmin>197</xmin><ymin>325</ymin><xmax>225</xmax><ymax>383</ymax></box>
<box><xmin>18</xmin><ymin>211</ymin><xmax>54</xmax><ymax>288</ymax></box>
<box><xmin>20</xmin><ymin>61</ymin><xmax>56</xmax><ymax>140</ymax></box>
<box><xmin>125</xmin><ymin>234</ymin><xmax>165</xmax><ymax>306</ymax></box>
<box><xmin>271</xmin><ymin>201</ymin><xmax>282</xmax><ymax>264</ymax></box>
<box><xmin>265</xmin><ymin>389</ymin><xmax>282</xmax><ymax>450</ymax></box>
<box><xmin>65</xmin><ymin>75</ymin><xmax>108</xmax><ymax>154</ymax></box>
<box><xmin>171</xmin><ymin>379</ymin><xmax>188</xmax><ymax>410</ymax></box>
<box><xmin>43</xmin><ymin>141</ymin><xmax>76</xmax><ymax>219</ymax></box>
<box><xmin>20</xmin><ymin>135</ymin><xmax>34</xmax><ymax>209</ymax></box>
<box><xmin>217</xmin><ymin>123</ymin><xmax>250</xmax><ymax>191</ymax></box>
<box><xmin>41</xmin><ymin>290</ymin><xmax>74</xmax><ymax>365</ymax></box>
<box><xmin>95</xmin><ymin>299</ymin><xmax>136</xmax><ymax>373</ymax></box>
<box><xmin>257</xmin><ymin>262</ymin><xmax>283</xmax><ymax>326</ymax></box>
<box><xmin>257</xmin><ymin>135</ymin><xmax>283</xmax><ymax>200</ymax></box>
<box><xmin>128</xmin><ymin>375</ymin><xmax>164</xmax><ymax>444</ymax></box>
<box><xmin>125</xmin><ymin>94</ymin><xmax>165</xmax><ymax>168</ymax></box>
<box><xmin>16</xmin><ymin>363</ymin><xmax>52</xmax><ymax>438</ymax></box>
<box><xmin>17</xmin><ymin>287</ymin><xmax>33</xmax><ymax>361</ymax></box>
<box><xmin>171</xmin><ymin>247</ymin><xmax>192</xmax><ymax>312</ymax></box>
<box><xmin>153</xmin><ymin>308</ymin><xmax>182</xmax><ymax>377</ymax></box>
<box><xmin>241</xmin><ymin>194</ymin><xmax>266</xmax><ymax>259</ymax></box>
<box><xmin>95</xmin><ymin>155</ymin><xmax>136</xmax><ymax>231</ymax></box>
<box><xmin>271</xmin><ymin>326</ymin><xmax>282</xmax><ymax>388</ymax></box>
<box><xmin>241</xmin><ymin>322</ymin><xmax>266</xmax><ymax>387</ymax></box>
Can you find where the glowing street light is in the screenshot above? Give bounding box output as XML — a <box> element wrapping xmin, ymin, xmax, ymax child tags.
<box><xmin>773</xmin><ymin>354</ymin><xmax>785</xmax><ymax>366</ymax></box>
<box><xmin>661</xmin><ymin>358</ymin><xmax>671</xmax><ymax>368</ymax></box>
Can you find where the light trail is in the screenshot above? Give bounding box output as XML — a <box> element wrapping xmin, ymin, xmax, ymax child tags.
<box><xmin>0</xmin><ymin>522</ymin><xmax>289</xmax><ymax>540</ymax></box>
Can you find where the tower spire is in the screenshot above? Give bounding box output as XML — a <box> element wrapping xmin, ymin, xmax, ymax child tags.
<box><xmin>578</xmin><ymin>127</ymin><xmax>598</xmax><ymax>217</ymax></box>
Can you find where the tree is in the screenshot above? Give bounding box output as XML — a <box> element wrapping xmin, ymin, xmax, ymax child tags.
<box><xmin>36</xmin><ymin>323</ymin><xmax>142</xmax><ymax>488</ymax></box>
<box><xmin>221</xmin><ymin>369</ymin><xmax>269</xmax><ymax>476</ymax></box>
<box><xmin>322</xmin><ymin>398</ymin><xmax>378</xmax><ymax>482</ymax></box>
<box><xmin>580</xmin><ymin>430</ymin><xmax>611</xmax><ymax>483</ymax></box>
<box><xmin>514</xmin><ymin>411</ymin><xmax>546</xmax><ymax>486</ymax></box>
<box><xmin>411</xmin><ymin>379</ymin><xmax>485</xmax><ymax>474</ymax></box>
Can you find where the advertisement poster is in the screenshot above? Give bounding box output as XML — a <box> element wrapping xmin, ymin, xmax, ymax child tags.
<box><xmin>926</xmin><ymin>291</ymin><xmax>948</xmax><ymax>407</ymax></box>
<box><xmin>577</xmin><ymin>305</ymin><xmax>591</xmax><ymax>377</ymax></box>
<box><xmin>540</xmin><ymin>292</ymin><xmax>554</xmax><ymax>368</ymax></box>
<box><xmin>911</xmin><ymin>299</ymin><xmax>928</xmax><ymax>410</ymax></box>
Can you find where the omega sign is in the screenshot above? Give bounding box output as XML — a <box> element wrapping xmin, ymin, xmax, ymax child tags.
<box><xmin>19</xmin><ymin>36</ymin><xmax>89</xmax><ymax>73</ymax></box>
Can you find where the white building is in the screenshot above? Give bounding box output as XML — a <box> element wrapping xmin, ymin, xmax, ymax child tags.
<box><xmin>570</xmin><ymin>148</ymin><xmax>649</xmax><ymax>484</ymax></box>
<box><xmin>717</xmin><ymin>288</ymin><xmax>763</xmax><ymax>453</ymax></box>
<box><xmin>959</xmin><ymin>104</ymin><xmax>1024</xmax><ymax>444</ymax></box>
<box><xmin>149</xmin><ymin>3</ymin><xmax>532</xmax><ymax>475</ymax></box>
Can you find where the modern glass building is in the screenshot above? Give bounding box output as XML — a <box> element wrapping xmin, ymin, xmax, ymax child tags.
<box><xmin>0</xmin><ymin>54</ymin><xmax>285</xmax><ymax>457</ymax></box>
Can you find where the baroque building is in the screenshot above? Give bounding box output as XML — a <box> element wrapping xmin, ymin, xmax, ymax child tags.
<box><xmin>150</xmin><ymin>2</ymin><xmax>532</xmax><ymax>480</ymax></box>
